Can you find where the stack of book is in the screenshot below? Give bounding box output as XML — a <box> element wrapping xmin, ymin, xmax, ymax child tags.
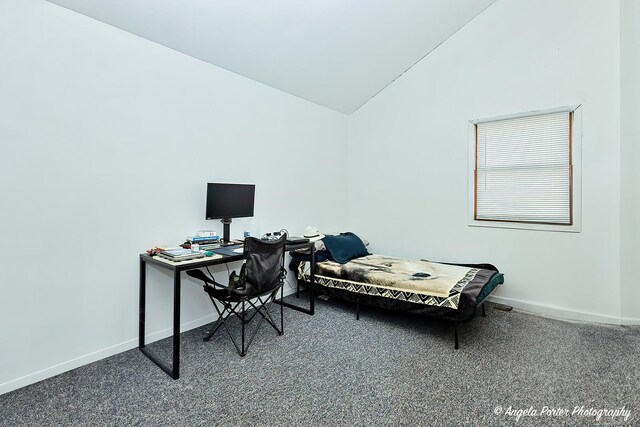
<box><xmin>186</xmin><ymin>235</ymin><xmax>221</xmax><ymax>250</ymax></box>
<box><xmin>157</xmin><ymin>248</ymin><xmax>204</xmax><ymax>262</ymax></box>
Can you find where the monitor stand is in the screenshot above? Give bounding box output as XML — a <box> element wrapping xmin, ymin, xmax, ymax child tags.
<box><xmin>221</xmin><ymin>218</ymin><xmax>232</xmax><ymax>246</ymax></box>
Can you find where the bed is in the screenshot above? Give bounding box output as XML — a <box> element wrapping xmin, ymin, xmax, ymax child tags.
<box><xmin>290</xmin><ymin>232</ymin><xmax>504</xmax><ymax>349</ymax></box>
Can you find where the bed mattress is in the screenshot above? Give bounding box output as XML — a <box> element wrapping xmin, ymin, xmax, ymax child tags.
<box><xmin>296</xmin><ymin>255</ymin><xmax>503</xmax><ymax>322</ymax></box>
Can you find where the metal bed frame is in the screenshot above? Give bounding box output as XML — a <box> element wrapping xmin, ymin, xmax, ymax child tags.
<box><xmin>293</xmin><ymin>261</ymin><xmax>501</xmax><ymax>350</ymax></box>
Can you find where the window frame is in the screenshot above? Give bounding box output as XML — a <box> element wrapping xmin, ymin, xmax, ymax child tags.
<box><xmin>467</xmin><ymin>105</ymin><xmax>582</xmax><ymax>233</ymax></box>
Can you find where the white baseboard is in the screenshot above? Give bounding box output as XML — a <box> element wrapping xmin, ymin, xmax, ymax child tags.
<box><xmin>0</xmin><ymin>312</ymin><xmax>219</xmax><ymax>396</ymax></box>
<box><xmin>620</xmin><ymin>317</ymin><xmax>640</xmax><ymax>326</ymax></box>
<box><xmin>3</xmin><ymin>288</ymin><xmax>635</xmax><ymax>396</ymax></box>
<box><xmin>487</xmin><ymin>295</ymin><xmax>622</xmax><ymax>325</ymax></box>
<box><xmin>1</xmin><ymin>286</ymin><xmax>299</xmax><ymax>396</ymax></box>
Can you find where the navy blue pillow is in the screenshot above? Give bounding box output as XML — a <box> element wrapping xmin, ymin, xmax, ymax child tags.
<box><xmin>322</xmin><ymin>232</ymin><xmax>369</xmax><ymax>264</ymax></box>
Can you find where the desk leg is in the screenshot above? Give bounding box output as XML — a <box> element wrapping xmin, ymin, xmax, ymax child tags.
<box><xmin>274</xmin><ymin>246</ymin><xmax>316</xmax><ymax>315</ymax></box>
<box><xmin>172</xmin><ymin>272</ymin><xmax>181</xmax><ymax>379</ymax></box>
<box><xmin>139</xmin><ymin>261</ymin><xmax>181</xmax><ymax>380</ymax></box>
<box><xmin>139</xmin><ymin>258</ymin><xmax>146</xmax><ymax>348</ymax></box>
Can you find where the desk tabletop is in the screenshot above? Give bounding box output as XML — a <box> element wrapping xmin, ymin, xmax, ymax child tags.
<box><xmin>140</xmin><ymin>240</ymin><xmax>314</xmax><ymax>272</ymax></box>
<box><xmin>140</xmin><ymin>252</ymin><xmax>242</xmax><ymax>272</ymax></box>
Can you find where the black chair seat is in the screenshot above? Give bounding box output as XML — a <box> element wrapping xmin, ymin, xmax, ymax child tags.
<box><xmin>204</xmin><ymin>284</ymin><xmax>248</xmax><ymax>301</ymax></box>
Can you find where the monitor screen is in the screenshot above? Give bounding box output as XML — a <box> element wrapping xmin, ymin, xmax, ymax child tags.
<box><xmin>206</xmin><ymin>183</ymin><xmax>255</xmax><ymax>220</ymax></box>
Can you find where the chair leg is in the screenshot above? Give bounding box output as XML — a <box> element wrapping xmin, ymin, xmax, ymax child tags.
<box><xmin>204</xmin><ymin>319</ymin><xmax>223</xmax><ymax>342</ymax></box>
<box><xmin>237</xmin><ymin>294</ymin><xmax>281</xmax><ymax>355</ymax></box>
<box><xmin>280</xmin><ymin>286</ymin><xmax>284</xmax><ymax>334</ymax></box>
<box><xmin>205</xmin><ymin>298</ymin><xmax>238</xmax><ymax>341</ymax></box>
<box><xmin>204</xmin><ymin>294</ymin><xmax>248</xmax><ymax>356</ymax></box>
<box><xmin>249</xmin><ymin>294</ymin><xmax>282</xmax><ymax>335</ymax></box>
<box><xmin>481</xmin><ymin>303</ymin><xmax>486</xmax><ymax>317</ymax></box>
<box><xmin>241</xmin><ymin>300</ymin><xmax>246</xmax><ymax>357</ymax></box>
<box><xmin>205</xmin><ymin>290</ymin><xmax>284</xmax><ymax>357</ymax></box>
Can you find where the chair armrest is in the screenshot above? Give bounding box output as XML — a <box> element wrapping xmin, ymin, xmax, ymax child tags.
<box><xmin>186</xmin><ymin>269</ymin><xmax>218</xmax><ymax>285</ymax></box>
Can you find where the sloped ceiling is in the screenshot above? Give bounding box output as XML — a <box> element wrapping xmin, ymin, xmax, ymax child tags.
<box><xmin>46</xmin><ymin>0</ymin><xmax>495</xmax><ymax>114</ymax></box>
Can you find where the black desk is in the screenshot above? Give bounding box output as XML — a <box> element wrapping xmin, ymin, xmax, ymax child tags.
<box><xmin>139</xmin><ymin>241</ymin><xmax>315</xmax><ymax>379</ymax></box>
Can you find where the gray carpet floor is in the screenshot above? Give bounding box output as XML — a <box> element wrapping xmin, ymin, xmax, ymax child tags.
<box><xmin>1</xmin><ymin>295</ymin><xmax>639</xmax><ymax>426</ymax></box>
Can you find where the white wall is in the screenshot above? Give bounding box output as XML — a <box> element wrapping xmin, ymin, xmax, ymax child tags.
<box><xmin>1</xmin><ymin>0</ymin><xmax>634</xmax><ymax>397</ymax></box>
<box><xmin>620</xmin><ymin>0</ymin><xmax>640</xmax><ymax>323</ymax></box>
<box><xmin>348</xmin><ymin>0</ymin><xmax>622</xmax><ymax>323</ymax></box>
<box><xmin>0</xmin><ymin>0</ymin><xmax>348</xmax><ymax>393</ymax></box>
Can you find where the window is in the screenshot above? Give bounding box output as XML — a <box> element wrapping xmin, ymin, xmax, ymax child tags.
<box><xmin>469</xmin><ymin>106</ymin><xmax>581</xmax><ymax>232</ymax></box>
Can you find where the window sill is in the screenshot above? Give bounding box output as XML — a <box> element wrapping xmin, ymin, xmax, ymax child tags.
<box><xmin>468</xmin><ymin>220</ymin><xmax>581</xmax><ymax>233</ymax></box>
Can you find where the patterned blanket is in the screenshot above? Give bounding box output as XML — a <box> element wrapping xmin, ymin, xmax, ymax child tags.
<box><xmin>299</xmin><ymin>255</ymin><xmax>480</xmax><ymax>309</ymax></box>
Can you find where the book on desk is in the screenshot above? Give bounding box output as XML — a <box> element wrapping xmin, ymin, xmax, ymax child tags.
<box><xmin>157</xmin><ymin>248</ymin><xmax>204</xmax><ymax>262</ymax></box>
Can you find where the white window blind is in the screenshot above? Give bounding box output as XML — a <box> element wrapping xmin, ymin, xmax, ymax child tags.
<box><xmin>475</xmin><ymin>111</ymin><xmax>572</xmax><ymax>225</ymax></box>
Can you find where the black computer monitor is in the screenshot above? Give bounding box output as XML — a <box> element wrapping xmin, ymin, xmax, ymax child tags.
<box><xmin>206</xmin><ymin>183</ymin><xmax>255</xmax><ymax>244</ymax></box>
